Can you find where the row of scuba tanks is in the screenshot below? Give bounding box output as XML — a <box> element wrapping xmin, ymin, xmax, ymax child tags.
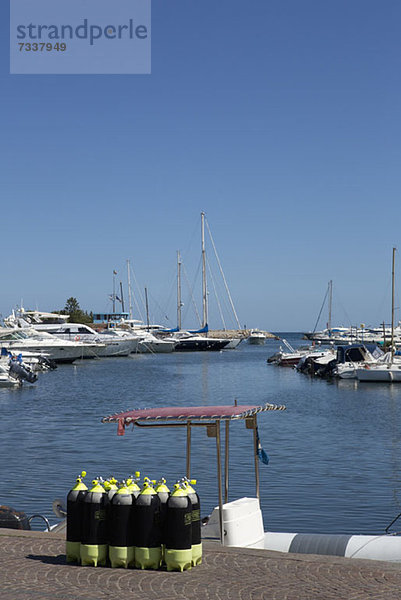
<box><xmin>67</xmin><ymin>471</ymin><xmax>202</xmax><ymax>572</ymax></box>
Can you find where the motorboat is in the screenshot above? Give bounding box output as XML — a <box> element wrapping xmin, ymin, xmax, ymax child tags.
<box><xmin>26</xmin><ymin>323</ymin><xmax>137</xmax><ymax>357</ymax></box>
<box><xmin>0</xmin><ymin>352</ymin><xmax>37</xmax><ymax>385</ymax></box>
<box><xmin>247</xmin><ymin>330</ymin><xmax>266</xmax><ymax>345</ymax></box>
<box><xmin>331</xmin><ymin>344</ymin><xmax>384</xmax><ymax>379</ymax></box>
<box><xmin>102</xmin><ymin>403</ymin><xmax>401</xmax><ymax>562</ymax></box>
<box><xmin>296</xmin><ymin>347</ymin><xmax>337</xmax><ymax>376</ymax></box>
<box><xmin>268</xmin><ymin>339</ymin><xmax>329</xmax><ymax>367</ymax></box>
<box><xmin>356</xmin><ymin>353</ymin><xmax>401</xmax><ymax>382</ymax></box>
<box><xmin>0</xmin><ymin>327</ymin><xmax>100</xmax><ymax>363</ymax></box>
<box><xmin>356</xmin><ymin>248</ymin><xmax>401</xmax><ymax>382</ymax></box>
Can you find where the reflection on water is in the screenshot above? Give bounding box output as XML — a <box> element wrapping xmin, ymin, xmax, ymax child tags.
<box><xmin>1</xmin><ymin>333</ymin><xmax>401</xmax><ymax>535</ymax></box>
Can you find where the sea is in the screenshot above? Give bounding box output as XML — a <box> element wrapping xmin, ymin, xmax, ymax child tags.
<box><xmin>1</xmin><ymin>332</ymin><xmax>401</xmax><ymax>536</ymax></box>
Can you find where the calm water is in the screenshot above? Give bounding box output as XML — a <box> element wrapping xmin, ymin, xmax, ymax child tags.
<box><xmin>2</xmin><ymin>332</ymin><xmax>401</xmax><ymax>536</ymax></box>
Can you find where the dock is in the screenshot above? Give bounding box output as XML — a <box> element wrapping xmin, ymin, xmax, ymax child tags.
<box><xmin>207</xmin><ymin>329</ymin><xmax>278</xmax><ymax>340</ymax></box>
<box><xmin>1</xmin><ymin>528</ymin><xmax>401</xmax><ymax>599</ymax></box>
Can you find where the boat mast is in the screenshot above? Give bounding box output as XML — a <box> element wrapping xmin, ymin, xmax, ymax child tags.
<box><xmin>120</xmin><ymin>281</ymin><xmax>125</xmax><ymax>312</ymax></box>
<box><xmin>112</xmin><ymin>270</ymin><xmax>117</xmax><ymax>313</ymax></box>
<box><xmin>391</xmin><ymin>247</ymin><xmax>396</xmax><ymax>360</ymax></box>
<box><xmin>201</xmin><ymin>211</ymin><xmax>208</xmax><ymax>328</ymax></box>
<box><xmin>145</xmin><ymin>286</ymin><xmax>150</xmax><ymax>331</ymax></box>
<box><xmin>328</xmin><ymin>280</ymin><xmax>332</xmax><ymax>333</ymax></box>
<box><xmin>177</xmin><ymin>250</ymin><xmax>182</xmax><ymax>330</ymax></box>
<box><xmin>127</xmin><ymin>259</ymin><xmax>133</xmax><ymax>320</ymax></box>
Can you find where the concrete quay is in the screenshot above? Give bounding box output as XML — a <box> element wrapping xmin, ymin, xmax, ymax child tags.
<box><xmin>2</xmin><ymin>529</ymin><xmax>401</xmax><ymax>599</ymax></box>
<box><xmin>207</xmin><ymin>329</ymin><xmax>278</xmax><ymax>340</ymax></box>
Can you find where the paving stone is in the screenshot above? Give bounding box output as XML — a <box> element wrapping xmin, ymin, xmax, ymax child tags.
<box><xmin>2</xmin><ymin>530</ymin><xmax>401</xmax><ymax>599</ymax></box>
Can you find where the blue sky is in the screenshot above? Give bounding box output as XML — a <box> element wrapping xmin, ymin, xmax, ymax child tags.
<box><xmin>1</xmin><ymin>0</ymin><xmax>401</xmax><ymax>331</ymax></box>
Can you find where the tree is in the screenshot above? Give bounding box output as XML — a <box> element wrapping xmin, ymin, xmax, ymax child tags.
<box><xmin>60</xmin><ymin>297</ymin><xmax>93</xmax><ymax>324</ymax></box>
<box><xmin>64</xmin><ymin>297</ymin><xmax>80</xmax><ymax>314</ymax></box>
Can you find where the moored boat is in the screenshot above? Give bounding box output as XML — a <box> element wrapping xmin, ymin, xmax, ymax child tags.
<box><xmin>102</xmin><ymin>402</ymin><xmax>401</xmax><ymax>562</ymax></box>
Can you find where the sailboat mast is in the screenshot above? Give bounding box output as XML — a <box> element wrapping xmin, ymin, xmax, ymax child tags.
<box><xmin>145</xmin><ymin>286</ymin><xmax>150</xmax><ymax>331</ymax></box>
<box><xmin>112</xmin><ymin>270</ymin><xmax>116</xmax><ymax>313</ymax></box>
<box><xmin>177</xmin><ymin>250</ymin><xmax>182</xmax><ymax>330</ymax></box>
<box><xmin>328</xmin><ymin>280</ymin><xmax>333</xmax><ymax>333</ymax></box>
<box><xmin>120</xmin><ymin>282</ymin><xmax>125</xmax><ymax>312</ymax></box>
<box><xmin>391</xmin><ymin>247</ymin><xmax>396</xmax><ymax>359</ymax></box>
<box><xmin>201</xmin><ymin>211</ymin><xmax>208</xmax><ymax>328</ymax></box>
<box><xmin>127</xmin><ymin>260</ymin><xmax>133</xmax><ymax>320</ymax></box>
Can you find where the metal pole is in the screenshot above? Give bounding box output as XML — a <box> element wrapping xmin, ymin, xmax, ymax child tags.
<box><xmin>253</xmin><ymin>416</ymin><xmax>260</xmax><ymax>499</ymax></box>
<box><xmin>113</xmin><ymin>271</ymin><xmax>116</xmax><ymax>313</ymax></box>
<box><xmin>391</xmin><ymin>247</ymin><xmax>396</xmax><ymax>360</ymax></box>
<box><xmin>186</xmin><ymin>421</ymin><xmax>191</xmax><ymax>478</ymax></box>
<box><xmin>224</xmin><ymin>420</ymin><xmax>229</xmax><ymax>503</ymax></box>
<box><xmin>120</xmin><ymin>282</ymin><xmax>125</xmax><ymax>312</ymax></box>
<box><xmin>328</xmin><ymin>280</ymin><xmax>332</xmax><ymax>334</ymax></box>
<box><xmin>127</xmin><ymin>260</ymin><xmax>133</xmax><ymax>320</ymax></box>
<box><xmin>201</xmin><ymin>211</ymin><xmax>208</xmax><ymax>328</ymax></box>
<box><xmin>177</xmin><ymin>250</ymin><xmax>182</xmax><ymax>330</ymax></box>
<box><xmin>145</xmin><ymin>287</ymin><xmax>150</xmax><ymax>331</ymax></box>
<box><xmin>216</xmin><ymin>420</ymin><xmax>224</xmax><ymax>544</ymax></box>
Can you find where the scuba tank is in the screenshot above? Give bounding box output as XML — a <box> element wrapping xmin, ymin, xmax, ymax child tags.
<box><xmin>133</xmin><ymin>479</ymin><xmax>162</xmax><ymax>570</ymax></box>
<box><xmin>66</xmin><ymin>470</ymin><xmax>87</xmax><ymax>563</ymax></box>
<box><xmin>108</xmin><ymin>481</ymin><xmax>135</xmax><ymax>568</ymax></box>
<box><xmin>155</xmin><ymin>477</ymin><xmax>170</xmax><ymax>559</ymax></box>
<box><xmin>126</xmin><ymin>471</ymin><xmax>141</xmax><ymax>499</ymax></box>
<box><xmin>164</xmin><ymin>483</ymin><xmax>193</xmax><ymax>572</ymax></box>
<box><xmin>104</xmin><ymin>477</ymin><xmax>118</xmax><ymax>501</ymax></box>
<box><xmin>184</xmin><ymin>479</ymin><xmax>202</xmax><ymax>566</ymax></box>
<box><xmin>80</xmin><ymin>479</ymin><xmax>109</xmax><ymax>567</ymax></box>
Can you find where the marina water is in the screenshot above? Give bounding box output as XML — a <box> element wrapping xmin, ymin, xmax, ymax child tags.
<box><xmin>1</xmin><ymin>332</ymin><xmax>401</xmax><ymax>536</ymax></box>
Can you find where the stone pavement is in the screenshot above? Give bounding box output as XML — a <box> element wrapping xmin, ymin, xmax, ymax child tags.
<box><xmin>2</xmin><ymin>529</ymin><xmax>401</xmax><ymax>599</ymax></box>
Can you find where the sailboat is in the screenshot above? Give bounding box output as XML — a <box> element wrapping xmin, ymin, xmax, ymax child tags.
<box><xmin>356</xmin><ymin>247</ymin><xmax>401</xmax><ymax>382</ymax></box>
<box><xmin>166</xmin><ymin>213</ymin><xmax>233</xmax><ymax>351</ymax></box>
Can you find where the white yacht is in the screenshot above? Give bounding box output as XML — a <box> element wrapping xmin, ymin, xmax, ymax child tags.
<box><xmin>0</xmin><ymin>327</ymin><xmax>100</xmax><ymax>363</ymax></box>
<box><xmin>247</xmin><ymin>330</ymin><xmax>266</xmax><ymax>345</ymax></box>
<box><xmin>32</xmin><ymin>323</ymin><xmax>138</xmax><ymax>357</ymax></box>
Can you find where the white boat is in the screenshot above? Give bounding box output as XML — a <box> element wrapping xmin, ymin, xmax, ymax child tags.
<box><xmin>35</xmin><ymin>323</ymin><xmax>138</xmax><ymax>357</ymax></box>
<box><xmin>332</xmin><ymin>343</ymin><xmax>384</xmax><ymax>379</ymax></box>
<box><xmin>356</xmin><ymin>248</ymin><xmax>401</xmax><ymax>382</ymax></box>
<box><xmin>136</xmin><ymin>331</ymin><xmax>177</xmax><ymax>353</ymax></box>
<box><xmin>356</xmin><ymin>353</ymin><xmax>401</xmax><ymax>382</ymax></box>
<box><xmin>247</xmin><ymin>330</ymin><xmax>266</xmax><ymax>345</ymax></box>
<box><xmin>0</xmin><ymin>327</ymin><xmax>100</xmax><ymax>363</ymax></box>
<box><xmin>0</xmin><ymin>353</ymin><xmax>38</xmax><ymax>385</ymax></box>
<box><xmin>223</xmin><ymin>338</ymin><xmax>242</xmax><ymax>349</ymax></box>
<box><xmin>269</xmin><ymin>339</ymin><xmax>329</xmax><ymax>367</ymax></box>
<box><xmin>103</xmin><ymin>403</ymin><xmax>401</xmax><ymax>562</ymax></box>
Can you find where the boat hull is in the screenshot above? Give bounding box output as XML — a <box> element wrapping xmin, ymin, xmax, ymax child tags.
<box><xmin>263</xmin><ymin>531</ymin><xmax>401</xmax><ymax>562</ymax></box>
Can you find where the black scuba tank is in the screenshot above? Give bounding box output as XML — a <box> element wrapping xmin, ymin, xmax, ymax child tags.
<box><xmin>164</xmin><ymin>483</ymin><xmax>192</xmax><ymax>572</ymax></box>
<box><xmin>108</xmin><ymin>482</ymin><xmax>135</xmax><ymax>568</ymax></box>
<box><xmin>155</xmin><ymin>477</ymin><xmax>170</xmax><ymax>546</ymax></box>
<box><xmin>184</xmin><ymin>479</ymin><xmax>202</xmax><ymax>566</ymax></box>
<box><xmin>66</xmin><ymin>471</ymin><xmax>87</xmax><ymax>563</ymax></box>
<box><xmin>80</xmin><ymin>479</ymin><xmax>109</xmax><ymax>567</ymax></box>
<box><xmin>133</xmin><ymin>480</ymin><xmax>162</xmax><ymax>569</ymax></box>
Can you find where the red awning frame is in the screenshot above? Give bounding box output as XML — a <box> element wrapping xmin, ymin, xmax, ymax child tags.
<box><xmin>102</xmin><ymin>402</ymin><xmax>286</xmax><ymax>544</ymax></box>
